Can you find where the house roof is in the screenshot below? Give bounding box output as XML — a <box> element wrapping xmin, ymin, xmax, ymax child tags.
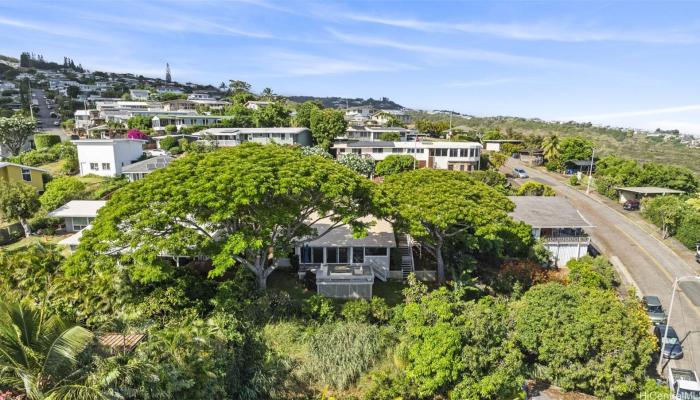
<box><xmin>507</xmin><ymin>196</ymin><xmax>592</xmax><ymax>229</ymax></box>
<box><xmin>73</xmin><ymin>139</ymin><xmax>147</xmax><ymax>145</ymax></box>
<box><xmin>484</xmin><ymin>139</ymin><xmax>524</xmax><ymax>143</ymax></box>
<box><xmin>0</xmin><ymin>162</ymin><xmax>49</xmax><ymax>173</ymax></box>
<box><xmin>49</xmin><ymin>200</ymin><xmax>107</xmax><ymax>218</ymax></box>
<box><xmin>569</xmin><ymin>160</ymin><xmax>594</xmax><ymax>167</ymax></box>
<box><xmin>345</xmin><ymin>141</ymin><xmax>396</xmax><ymax>148</ymax></box>
<box><xmin>99</xmin><ymin>333</ymin><xmax>146</xmax><ymax>353</ymax></box>
<box><xmin>195</xmin><ymin>127</ymin><xmax>310</xmax><ymax>136</ymax></box>
<box><xmin>303</xmin><ymin>216</ymin><xmax>396</xmax><ymax>248</ymax></box>
<box><xmin>122</xmin><ymin>155</ymin><xmax>173</xmax><ymax>174</ymax></box>
<box><xmin>615</xmin><ymin>187</ymin><xmax>685</xmax><ymax>195</ymax></box>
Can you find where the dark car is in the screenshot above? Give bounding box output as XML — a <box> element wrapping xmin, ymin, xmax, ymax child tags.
<box><xmin>643</xmin><ymin>296</ymin><xmax>667</xmax><ymax>325</ymax></box>
<box><xmin>623</xmin><ymin>199</ymin><xmax>640</xmax><ymax>211</ymax></box>
<box><xmin>654</xmin><ymin>325</ymin><xmax>683</xmax><ymax>359</ymax></box>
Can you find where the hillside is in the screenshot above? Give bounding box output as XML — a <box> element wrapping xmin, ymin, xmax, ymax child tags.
<box><xmin>409</xmin><ymin>111</ymin><xmax>700</xmax><ymax>176</ymax></box>
<box><xmin>286</xmin><ymin>95</ymin><xmax>403</xmax><ymax>109</ymax></box>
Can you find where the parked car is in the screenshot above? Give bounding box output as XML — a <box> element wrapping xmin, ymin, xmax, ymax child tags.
<box><xmin>655</xmin><ymin>324</ymin><xmax>684</xmax><ymax>359</ymax></box>
<box><xmin>642</xmin><ymin>295</ymin><xmax>667</xmax><ymax>325</ymax></box>
<box><xmin>668</xmin><ymin>368</ymin><xmax>700</xmax><ymax>400</ymax></box>
<box><xmin>513</xmin><ymin>168</ymin><xmax>528</xmax><ymax>178</ymax></box>
<box><xmin>623</xmin><ymin>199</ymin><xmax>640</xmax><ymax>211</ymax></box>
<box><xmin>145</xmin><ymin>149</ymin><xmax>170</xmax><ymax>157</ymax></box>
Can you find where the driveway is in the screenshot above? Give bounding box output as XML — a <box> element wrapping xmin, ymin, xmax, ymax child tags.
<box><xmin>506</xmin><ymin>159</ymin><xmax>700</xmax><ymax>376</ymax></box>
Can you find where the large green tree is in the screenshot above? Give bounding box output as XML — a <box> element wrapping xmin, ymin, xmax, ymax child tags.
<box><xmin>253</xmin><ymin>102</ymin><xmax>291</xmax><ymax>128</ymax></box>
<box><xmin>512</xmin><ymin>282</ymin><xmax>655</xmax><ymax>397</ymax></box>
<box><xmin>40</xmin><ymin>176</ymin><xmax>86</xmax><ymax>211</ymax></box>
<box><xmin>0</xmin><ymin>115</ymin><xmax>36</xmax><ymax>156</ymax></box>
<box><xmin>0</xmin><ymin>301</ymin><xmax>102</xmax><ymax>400</ymax></box>
<box><xmin>70</xmin><ymin>144</ymin><xmax>376</xmax><ymax>289</ymax></box>
<box><xmin>310</xmin><ymin>108</ymin><xmax>347</xmax><ymax>150</ymax></box>
<box><xmin>0</xmin><ymin>180</ymin><xmax>40</xmax><ymax>237</ymax></box>
<box><xmin>293</xmin><ymin>101</ymin><xmax>321</xmax><ymax>128</ymax></box>
<box><xmin>541</xmin><ymin>134</ymin><xmax>560</xmax><ymax>161</ymax></box>
<box><xmin>396</xmin><ymin>279</ymin><xmax>524</xmax><ymax>399</ymax></box>
<box><xmin>381</xmin><ymin>169</ymin><xmax>514</xmax><ymax>283</ymax></box>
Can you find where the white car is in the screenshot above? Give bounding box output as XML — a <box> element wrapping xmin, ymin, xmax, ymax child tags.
<box><xmin>513</xmin><ymin>168</ymin><xmax>529</xmax><ymax>179</ymax></box>
<box><xmin>145</xmin><ymin>149</ymin><xmax>170</xmax><ymax>157</ymax></box>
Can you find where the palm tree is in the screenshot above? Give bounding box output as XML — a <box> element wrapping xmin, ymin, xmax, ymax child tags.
<box><xmin>260</xmin><ymin>87</ymin><xmax>276</xmax><ymax>100</ymax></box>
<box><xmin>0</xmin><ymin>301</ymin><xmax>104</xmax><ymax>399</ymax></box>
<box><xmin>542</xmin><ymin>134</ymin><xmax>561</xmax><ymax>161</ymax></box>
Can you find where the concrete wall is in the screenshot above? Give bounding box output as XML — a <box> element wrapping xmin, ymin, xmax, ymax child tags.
<box><xmin>546</xmin><ymin>241</ymin><xmax>590</xmax><ymax>267</ymax></box>
<box><xmin>77</xmin><ymin>141</ymin><xmax>143</xmax><ymax>177</ymax></box>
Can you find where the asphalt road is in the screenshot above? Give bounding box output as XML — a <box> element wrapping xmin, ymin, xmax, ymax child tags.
<box><xmin>506</xmin><ymin>159</ymin><xmax>700</xmax><ymax>376</ymax></box>
<box><xmin>31</xmin><ymin>88</ymin><xmax>65</xmax><ymax>137</ymax></box>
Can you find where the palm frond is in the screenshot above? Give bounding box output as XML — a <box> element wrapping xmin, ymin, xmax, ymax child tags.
<box><xmin>42</xmin><ymin>326</ymin><xmax>94</xmax><ymax>383</ymax></box>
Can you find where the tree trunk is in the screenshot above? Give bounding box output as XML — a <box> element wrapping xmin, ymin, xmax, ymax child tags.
<box><xmin>257</xmin><ymin>271</ymin><xmax>267</xmax><ymax>290</ymax></box>
<box><xmin>19</xmin><ymin>218</ymin><xmax>31</xmax><ymax>238</ymax></box>
<box><xmin>436</xmin><ymin>246</ymin><xmax>445</xmax><ymax>284</ymax></box>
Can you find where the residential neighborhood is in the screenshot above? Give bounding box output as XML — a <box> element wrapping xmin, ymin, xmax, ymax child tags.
<box><xmin>1</xmin><ymin>2</ymin><xmax>700</xmax><ymax>399</ymax></box>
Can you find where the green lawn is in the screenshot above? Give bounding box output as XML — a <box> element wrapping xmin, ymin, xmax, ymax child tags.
<box><xmin>40</xmin><ymin>159</ymin><xmax>68</xmax><ymax>175</ymax></box>
<box><xmin>2</xmin><ymin>233</ymin><xmax>72</xmax><ymax>254</ymax></box>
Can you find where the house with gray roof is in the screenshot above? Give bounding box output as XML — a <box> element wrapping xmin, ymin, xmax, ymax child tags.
<box><xmin>508</xmin><ymin>196</ymin><xmax>593</xmax><ymax>267</ymax></box>
<box><xmin>121</xmin><ymin>155</ymin><xmax>174</xmax><ymax>182</ymax></box>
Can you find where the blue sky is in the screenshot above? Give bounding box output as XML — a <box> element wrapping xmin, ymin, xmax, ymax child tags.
<box><xmin>2</xmin><ymin>1</ymin><xmax>700</xmax><ymax>134</ymax></box>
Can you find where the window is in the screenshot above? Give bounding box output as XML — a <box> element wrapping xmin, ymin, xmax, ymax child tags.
<box><xmin>325</xmin><ymin>247</ymin><xmax>350</xmax><ymax>263</ymax></box>
<box><xmin>20</xmin><ymin>168</ymin><xmax>31</xmax><ymax>182</ymax></box>
<box><xmin>460</xmin><ymin>149</ymin><xmax>469</xmax><ymax>157</ymax></box>
<box><xmin>352</xmin><ymin>247</ymin><xmax>364</xmax><ymax>264</ymax></box>
<box><xmin>448</xmin><ymin>164</ymin><xmax>454</xmax><ymax>170</ymax></box>
<box><xmin>449</xmin><ymin>148</ymin><xmax>458</xmax><ymax>157</ymax></box>
<box><xmin>460</xmin><ymin>165</ymin><xmax>465</xmax><ymax>171</ymax></box>
<box><xmin>90</xmin><ymin>163</ymin><xmax>99</xmax><ymax>171</ymax></box>
<box><xmin>365</xmin><ymin>247</ymin><xmax>388</xmax><ymax>256</ymax></box>
<box><xmin>101</xmin><ymin>163</ymin><xmax>111</xmax><ymax>170</ymax></box>
<box><xmin>429</xmin><ymin>148</ymin><xmax>447</xmax><ymax>157</ymax></box>
<box><xmin>300</xmin><ymin>246</ymin><xmax>312</xmax><ymax>263</ymax></box>
<box><xmin>352</xmin><ymin>149</ymin><xmax>362</xmax><ymax>154</ymax></box>
<box><xmin>312</xmin><ymin>247</ymin><xmax>323</xmax><ymax>263</ymax></box>
<box><xmin>372</xmin><ymin>148</ymin><xmax>383</xmax><ymax>154</ymax></box>
<box><xmin>392</xmin><ymin>148</ymin><xmax>403</xmax><ymax>153</ymax></box>
<box><xmin>72</xmin><ymin>217</ymin><xmax>90</xmax><ymax>230</ymax></box>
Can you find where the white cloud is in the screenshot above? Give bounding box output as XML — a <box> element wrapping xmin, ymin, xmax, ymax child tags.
<box><xmin>260</xmin><ymin>51</ymin><xmax>417</xmax><ymax>76</ymax></box>
<box><xmin>0</xmin><ymin>16</ymin><xmax>119</xmax><ymax>44</ymax></box>
<box><xmin>327</xmin><ymin>29</ymin><xmax>576</xmax><ymax>67</ymax></box>
<box><xmin>345</xmin><ymin>14</ymin><xmax>700</xmax><ymax>44</ymax></box>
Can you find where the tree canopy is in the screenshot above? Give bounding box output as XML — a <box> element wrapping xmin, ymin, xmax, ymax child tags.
<box><xmin>380</xmin><ymin>169</ymin><xmax>516</xmax><ymax>283</ymax></box>
<box><xmin>69</xmin><ymin>143</ymin><xmax>377</xmax><ymax>289</ymax></box>
<box><xmin>0</xmin><ymin>115</ymin><xmax>36</xmax><ymax>156</ymax></box>
<box><xmin>310</xmin><ymin>108</ymin><xmax>347</xmax><ymax>150</ymax></box>
<box><xmin>0</xmin><ymin>180</ymin><xmax>40</xmax><ymax>237</ymax></box>
<box><xmin>515</xmin><ymin>181</ymin><xmax>556</xmax><ymax>196</ymax></box>
<box><xmin>374</xmin><ymin>154</ymin><xmax>414</xmax><ymax>176</ymax></box>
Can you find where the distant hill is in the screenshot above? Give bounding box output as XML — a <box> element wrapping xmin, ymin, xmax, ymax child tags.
<box><xmin>408</xmin><ymin>111</ymin><xmax>700</xmax><ymax>176</ymax></box>
<box><xmin>286</xmin><ymin>96</ymin><xmax>404</xmax><ymax>110</ymax></box>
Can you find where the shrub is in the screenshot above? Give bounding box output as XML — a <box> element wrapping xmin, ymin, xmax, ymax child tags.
<box><xmin>159</xmin><ymin>136</ymin><xmax>178</xmax><ymax>150</ymax></box>
<box><xmin>33</xmin><ymin>134</ymin><xmax>61</xmax><ymax>150</ymax></box>
<box><xmin>369</xmin><ymin>297</ymin><xmax>391</xmax><ymax>323</ymax></box>
<box><xmin>375</xmin><ymin>155</ymin><xmax>415</xmax><ymax>176</ymax></box>
<box><xmin>169</xmin><ymin>146</ymin><xmax>182</xmax><ymax>155</ymax></box>
<box><xmin>492</xmin><ymin>259</ymin><xmax>554</xmax><ymax>294</ymax></box>
<box><xmin>569</xmin><ymin>175</ymin><xmax>580</xmax><ymax>186</ymax></box>
<box><xmin>341</xmin><ymin>299</ymin><xmax>371</xmax><ymax>323</ymax></box>
<box><xmin>40</xmin><ymin>176</ymin><xmax>86</xmax><ymax>211</ymax></box>
<box><xmin>515</xmin><ymin>181</ymin><xmax>555</xmax><ymax>196</ymax></box>
<box><xmin>302</xmin><ymin>294</ymin><xmax>335</xmax><ymax>322</ymax></box>
<box><xmin>302</xmin><ymin>270</ymin><xmax>316</xmax><ymax>291</ymax></box>
<box><xmin>305</xmin><ymin>322</ymin><xmax>386</xmax><ymax>389</ymax></box>
<box><xmin>566</xmin><ymin>255</ymin><xmax>618</xmax><ymax>290</ymax></box>
<box><xmin>677</xmin><ymin>210</ymin><xmax>700</xmax><ymax>249</ymax></box>
<box><xmin>379</xmin><ymin>132</ymin><xmax>400</xmax><ymax>141</ymax></box>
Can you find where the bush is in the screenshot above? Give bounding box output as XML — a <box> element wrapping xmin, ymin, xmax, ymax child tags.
<box><xmin>305</xmin><ymin>322</ymin><xmax>386</xmax><ymax>389</ymax></box>
<box><xmin>302</xmin><ymin>294</ymin><xmax>335</xmax><ymax>322</ymax></box>
<box><xmin>492</xmin><ymin>259</ymin><xmax>554</xmax><ymax>294</ymax></box>
<box><xmin>566</xmin><ymin>255</ymin><xmax>618</xmax><ymax>290</ymax></box>
<box><xmin>33</xmin><ymin>134</ymin><xmax>61</xmax><ymax>150</ymax></box>
<box><xmin>168</xmin><ymin>146</ymin><xmax>182</xmax><ymax>155</ymax></box>
<box><xmin>369</xmin><ymin>297</ymin><xmax>391</xmax><ymax>323</ymax></box>
<box><xmin>515</xmin><ymin>181</ymin><xmax>555</xmax><ymax>196</ymax></box>
<box><xmin>159</xmin><ymin>136</ymin><xmax>178</xmax><ymax>150</ymax></box>
<box><xmin>302</xmin><ymin>270</ymin><xmax>316</xmax><ymax>291</ymax></box>
<box><xmin>379</xmin><ymin>132</ymin><xmax>400</xmax><ymax>141</ymax></box>
<box><xmin>375</xmin><ymin>155</ymin><xmax>415</xmax><ymax>176</ymax></box>
<box><xmin>677</xmin><ymin>210</ymin><xmax>700</xmax><ymax>249</ymax></box>
<box><xmin>341</xmin><ymin>299</ymin><xmax>371</xmax><ymax>323</ymax></box>
<box><xmin>177</xmin><ymin>138</ymin><xmax>189</xmax><ymax>151</ymax></box>
<box><xmin>40</xmin><ymin>176</ymin><xmax>86</xmax><ymax>211</ymax></box>
<box><xmin>569</xmin><ymin>175</ymin><xmax>580</xmax><ymax>186</ymax></box>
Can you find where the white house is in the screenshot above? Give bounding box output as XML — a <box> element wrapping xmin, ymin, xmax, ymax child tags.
<box><xmin>245</xmin><ymin>101</ymin><xmax>272</xmax><ymax>110</ymax></box>
<box><xmin>187</xmin><ymin>93</ymin><xmax>212</xmax><ymax>100</ymax></box>
<box><xmin>192</xmin><ymin>127</ymin><xmax>313</xmax><ymax>147</ymax></box>
<box><xmin>508</xmin><ymin>196</ymin><xmax>592</xmax><ymax>267</ymax></box>
<box><xmin>74</xmin><ymin>139</ymin><xmax>146</xmax><ymax>177</ymax></box>
<box><xmin>332</xmin><ymin>140</ymin><xmax>482</xmax><ymax>171</ymax></box>
<box><xmin>121</xmin><ymin>155</ymin><xmax>173</xmax><ymax>182</ymax></box>
<box><xmin>74</xmin><ymin>110</ymin><xmax>91</xmax><ymax>130</ymax></box>
<box><xmin>483</xmin><ymin>139</ymin><xmax>523</xmax><ymax>152</ymax></box>
<box><xmin>341</xmin><ymin>126</ymin><xmax>417</xmax><ymax>142</ymax></box>
<box><xmin>151</xmin><ymin>114</ymin><xmax>225</xmax><ymax>132</ymax></box>
<box><xmin>129</xmin><ymin>89</ymin><xmax>150</xmax><ymax>101</ymax></box>
<box><xmin>371</xmin><ymin>110</ymin><xmax>411</xmax><ymax>126</ymax></box>
<box><xmin>295</xmin><ymin>217</ymin><xmax>399</xmax><ymax>299</ymax></box>
<box><xmin>156</xmin><ymin>87</ymin><xmax>184</xmax><ymax>95</ymax></box>
<box><xmin>49</xmin><ymin>200</ymin><xmax>106</xmax><ymax>232</ymax></box>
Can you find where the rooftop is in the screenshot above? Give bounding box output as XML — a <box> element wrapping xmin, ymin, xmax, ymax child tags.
<box><xmin>73</xmin><ymin>139</ymin><xmax>147</xmax><ymax>145</ymax></box>
<box><xmin>48</xmin><ymin>200</ymin><xmax>107</xmax><ymax>218</ymax></box>
<box><xmin>0</xmin><ymin>162</ymin><xmax>48</xmax><ymax>173</ymax></box>
<box><xmin>304</xmin><ymin>216</ymin><xmax>395</xmax><ymax>248</ymax></box>
<box><xmin>122</xmin><ymin>155</ymin><xmax>173</xmax><ymax>174</ymax></box>
<box><xmin>195</xmin><ymin>127</ymin><xmax>310</xmax><ymax>135</ymax></box>
<box><xmin>508</xmin><ymin>196</ymin><xmax>592</xmax><ymax>229</ymax></box>
<box><xmin>615</xmin><ymin>187</ymin><xmax>685</xmax><ymax>194</ymax></box>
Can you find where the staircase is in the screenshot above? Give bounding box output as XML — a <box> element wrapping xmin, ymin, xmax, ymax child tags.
<box><xmin>398</xmin><ymin>234</ymin><xmax>415</xmax><ymax>280</ymax></box>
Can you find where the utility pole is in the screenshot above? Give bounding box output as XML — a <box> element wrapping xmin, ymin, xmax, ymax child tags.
<box><xmin>27</xmin><ymin>79</ymin><xmax>34</xmax><ymax>119</ymax></box>
<box><xmin>659</xmin><ymin>276</ymin><xmax>700</xmax><ymax>372</ymax></box>
<box><xmin>585</xmin><ymin>147</ymin><xmax>595</xmax><ymax>194</ymax></box>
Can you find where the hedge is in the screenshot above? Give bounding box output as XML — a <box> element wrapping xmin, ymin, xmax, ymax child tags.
<box><xmin>34</xmin><ymin>134</ymin><xmax>62</xmax><ymax>150</ymax></box>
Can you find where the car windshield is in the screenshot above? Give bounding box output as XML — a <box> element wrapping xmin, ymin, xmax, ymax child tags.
<box><xmin>677</xmin><ymin>389</ymin><xmax>700</xmax><ymax>400</ymax></box>
<box><xmin>647</xmin><ymin>305</ymin><xmax>663</xmax><ymax>313</ymax></box>
<box><xmin>663</xmin><ymin>335</ymin><xmax>680</xmax><ymax>345</ymax></box>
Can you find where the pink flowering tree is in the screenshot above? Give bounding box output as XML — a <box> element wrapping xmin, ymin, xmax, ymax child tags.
<box><xmin>127</xmin><ymin>129</ymin><xmax>149</xmax><ymax>140</ymax></box>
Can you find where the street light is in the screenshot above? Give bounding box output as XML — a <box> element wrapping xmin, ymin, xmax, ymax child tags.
<box><xmin>658</xmin><ymin>275</ymin><xmax>700</xmax><ymax>371</ymax></box>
